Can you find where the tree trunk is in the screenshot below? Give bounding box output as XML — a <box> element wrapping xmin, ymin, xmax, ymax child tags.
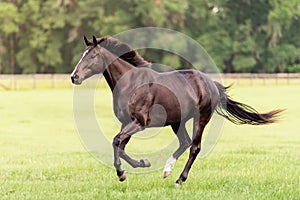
<box><xmin>9</xmin><ymin>33</ymin><xmax>16</xmax><ymax>74</ymax></box>
<box><xmin>223</xmin><ymin>54</ymin><xmax>235</xmax><ymax>73</ymax></box>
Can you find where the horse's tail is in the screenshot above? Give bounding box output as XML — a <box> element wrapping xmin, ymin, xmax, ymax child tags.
<box><xmin>214</xmin><ymin>81</ymin><xmax>283</xmax><ymax>125</ymax></box>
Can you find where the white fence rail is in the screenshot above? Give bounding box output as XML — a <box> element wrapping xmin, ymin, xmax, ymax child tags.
<box><xmin>0</xmin><ymin>73</ymin><xmax>300</xmax><ymax>90</ymax></box>
<box><xmin>0</xmin><ymin>74</ymin><xmax>72</xmax><ymax>90</ymax></box>
<box><xmin>213</xmin><ymin>73</ymin><xmax>300</xmax><ymax>85</ymax></box>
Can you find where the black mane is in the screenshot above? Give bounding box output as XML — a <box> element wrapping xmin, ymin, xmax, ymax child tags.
<box><xmin>97</xmin><ymin>36</ymin><xmax>151</xmax><ymax>68</ymax></box>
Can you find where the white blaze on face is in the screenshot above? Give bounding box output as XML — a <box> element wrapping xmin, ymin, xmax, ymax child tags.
<box><xmin>71</xmin><ymin>49</ymin><xmax>89</xmax><ymax>77</ymax></box>
<box><xmin>78</xmin><ymin>49</ymin><xmax>89</xmax><ymax>65</ymax></box>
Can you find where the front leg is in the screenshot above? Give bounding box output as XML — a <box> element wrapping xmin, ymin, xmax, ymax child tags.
<box><xmin>112</xmin><ymin>137</ymin><xmax>126</xmax><ymax>181</ymax></box>
<box><xmin>118</xmin><ymin>136</ymin><xmax>151</xmax><ymax>168</ymax></box>
<box><xmin>112</xmin><ymin>119</ymin><xmax>148</xmax><ymax>181</ymax></box>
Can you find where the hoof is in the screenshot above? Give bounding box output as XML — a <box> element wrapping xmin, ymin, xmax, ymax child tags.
<box><xmin>174</xmin><ymin>179</ymin><xmax>183</xmax><ymax>188</ymax></box>
<box><xmin>163</xmin><ymin>170</ymin><xmax>172</xmax><ymax>179</ymax></box>
<box><xmin>140</xmin><ymin>159</ymin><xmax>151</xmax><ymax>167</ymax></box>
<box><xmin>118</xmin><ymin>171</ymin><xmax>126</xmax><ymax>182</ymax></box>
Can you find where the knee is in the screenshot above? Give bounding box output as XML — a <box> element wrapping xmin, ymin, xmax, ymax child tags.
<box><xmin>190</xmin><ymin>145</ymin><xmax>201</xmax><ymax>155</ymax></box>
<box><xmin>179</xmin><ymin>137</ymin><xmax>191</xmax><ymax>149</ymax></box>
<box><xmin>183</xmin><ymin>140</ymin><xmax>191</xmax><ymax>149</ymax></box>
<box><xmin>112</xmin><ymin>136</ymin><xmax>120</xmax><ymax>146</ymax></box>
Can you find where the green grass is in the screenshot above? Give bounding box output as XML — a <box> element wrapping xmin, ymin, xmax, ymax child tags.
<box><xmin>0</xmin><ymin>82</ymin><xmax>299</xmax><ymax>199</ymax></box>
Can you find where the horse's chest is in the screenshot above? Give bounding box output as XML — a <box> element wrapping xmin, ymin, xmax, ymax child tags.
<box><xmin>112</xmin><ymin>95</ymin><xmax>131</xmax><ymax>122</ymax></box>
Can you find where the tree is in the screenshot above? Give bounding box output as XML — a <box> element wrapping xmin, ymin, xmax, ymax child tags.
<box><xmin>0</xmin><ymin>1</ymin><xmax>22</xmax><ymax>73</ymax></box>
<box><xmin>0</xmin><ymin>0</ymin><xmax>299</xmax><ymax>74</ymax></box>
<box><xmin>262</xmin><ymin>0</ymin><xmax>300</xmax><ymax>72</ymax></box>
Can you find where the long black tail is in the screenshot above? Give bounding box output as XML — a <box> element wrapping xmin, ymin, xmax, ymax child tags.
<box><xmin>214</xmin><ymin>81</ymin><xmax>283</xmax><ymax>125</ymax></box>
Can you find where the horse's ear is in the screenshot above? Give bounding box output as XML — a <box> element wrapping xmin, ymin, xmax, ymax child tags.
<box><xmin>83</xmin><ymin>35</ymin><xmax>91</xmax><ymax>46</ymax></box>
<box><xmin>92</xmin><ymin>36</ymin><xmax>97</xmax><ymax>47</ymax></box>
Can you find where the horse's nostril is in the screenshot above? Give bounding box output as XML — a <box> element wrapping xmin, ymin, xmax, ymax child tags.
<box><xmin>71</xmin><ymin>74</ymin><xmax>80</xmax><ymax>84</ymax></box>
<box><xmin>71</xmin><ymin>74</ymin><xmax>78</xmax><ymax>83</ymax></box>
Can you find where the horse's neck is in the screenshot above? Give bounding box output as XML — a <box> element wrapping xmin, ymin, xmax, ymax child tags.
<box><xmin>103</xmin><ymin>53</ymin><xmax>134</xmax><ymax>91</ymax></box>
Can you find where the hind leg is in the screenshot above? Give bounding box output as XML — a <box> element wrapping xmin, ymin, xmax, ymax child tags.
<box><xmin>163</xmin><ymin>122</ymin><xmax>191</xmax><ymax>178</ymax></box>
<box><xmin>175</xmin><ymin>114</ymin><xmax>211</xmax><ymax>185</ymax></box>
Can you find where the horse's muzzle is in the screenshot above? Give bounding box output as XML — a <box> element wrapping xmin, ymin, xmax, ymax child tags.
<box><xmin>71</xmin><ymin>74</ymin><xmax>81</xmax><ymax>85</ymax></box>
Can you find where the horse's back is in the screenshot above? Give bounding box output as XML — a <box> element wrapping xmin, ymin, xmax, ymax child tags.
<box><xmin>151</xmin><ymin>69</ymin><xmax>220</xmax><ymax>120</ymax></box>
<box><xmin>168</xmin><ymin>70</ymin><xmax>219</xmax><ymax>104</ymax></box>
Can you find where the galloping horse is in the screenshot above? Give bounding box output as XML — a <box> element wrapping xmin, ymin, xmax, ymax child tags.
<box><xmin>71</xmin><ymin>36</ymin><xmax>282</xmax><ymax>185</ymax></box>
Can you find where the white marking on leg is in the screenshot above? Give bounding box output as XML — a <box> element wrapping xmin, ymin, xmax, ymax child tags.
<box><xmin>163</xmin><ymin>156</ymin><xmax>176</xmax><ymax>173</ymax></box>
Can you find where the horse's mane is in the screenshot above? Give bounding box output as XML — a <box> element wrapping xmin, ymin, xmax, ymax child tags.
<box><xmin>97</xmin><ymin>36</ymin><xmax>151</xmax><ymax>67</ymax></box>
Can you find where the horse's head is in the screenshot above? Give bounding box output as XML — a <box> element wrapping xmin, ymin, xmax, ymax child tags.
<box><xmin>71</xmin><ymin>36</ymin><xmax>105</xmax><ymax>85</ymax></box>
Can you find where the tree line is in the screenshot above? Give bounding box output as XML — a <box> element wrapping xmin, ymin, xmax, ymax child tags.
<box><xmin>0</xmin><ymin>0</ymin><xmax>299</xmax><ymax>74</ymax></box>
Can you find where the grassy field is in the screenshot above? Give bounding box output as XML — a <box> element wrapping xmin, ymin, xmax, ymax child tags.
<box><xmin>0</xmin><ymin>81</ymin><xmax>299</xmax><ymax>199</ymax></box>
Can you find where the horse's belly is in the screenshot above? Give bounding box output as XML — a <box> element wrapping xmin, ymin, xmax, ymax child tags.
<box><xmin>147</xmin><ymin>85</ymin><xmax>197</xmax><ymax>126</ymax></box>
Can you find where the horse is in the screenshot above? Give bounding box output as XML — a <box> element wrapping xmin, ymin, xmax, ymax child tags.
<box><xmin>70</xmin><ymin>36</ymin><xmax>283</xmax><ymax>186</ymax></box>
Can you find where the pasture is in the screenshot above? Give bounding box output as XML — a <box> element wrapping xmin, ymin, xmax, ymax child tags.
<box><xmin>0</xmin><ymin>78</ymin><xmax>299</xmax><ymax>199</ymax></box>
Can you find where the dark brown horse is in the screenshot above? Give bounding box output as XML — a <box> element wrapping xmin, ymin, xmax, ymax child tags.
<box><xmin>71</xmin><ymin>36</ymin><xmax>282</xmax><ymax>185</ymax></box>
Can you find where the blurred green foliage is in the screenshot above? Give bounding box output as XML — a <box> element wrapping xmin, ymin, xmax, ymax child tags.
<box><xmin>0</xmin><ymin>0</ymin><xmax>299</xmax><ymax>74</ymax></box>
